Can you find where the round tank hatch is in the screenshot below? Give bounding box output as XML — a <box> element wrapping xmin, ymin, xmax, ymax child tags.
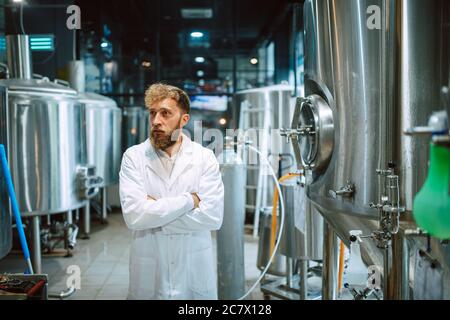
<box><xmin>291</xmin><ymin>94</ymin><xmax>334</xmax><ymax>172</ymax></box>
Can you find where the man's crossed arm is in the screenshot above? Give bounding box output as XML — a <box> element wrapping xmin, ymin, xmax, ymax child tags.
<box><xmin>119</xmin><ymin>150</ymin><xmax>224</xmax><ymax>232</ymax></box>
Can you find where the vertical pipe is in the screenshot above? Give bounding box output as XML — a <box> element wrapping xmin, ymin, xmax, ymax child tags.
<box><xmin>232</xmin><ymin>0</ymin><xmax>237</xmax><ymax>93</ymax></box>
<box><xmin>337</xmin><ymin>240</ymin><xmax>345</xmax><ymax>294</ymax></box>
<box><xmin>67</xmin><ymin>210</ymin><xmax>73</xmax><ymax>225</ymax></box>
<box><xmin>6</xmin><ymin>35</ymin><xmax>32</xmax><ymax>80</ymax></box>
<box><xmin>300</xmin><ymin>199</ymin><xmax>309</xmax><ymax>300</ymax></box>
<box><xmin>286</xmin><ymin>256</ymin><xmax>292</xmax><ymax>287</ymax></box>
<box><xmin>383</xmin><ymin>246</ymin><xmax>390</xmax><ymax>299</ymax></box>
<box><xmin>322</xmin><ymin>222</ymin><xmax>338</xmax><ymax>300</ymax></box>
<box><xmin>102</xmin><ymin>188</ymin><xmax>107</xmax><ymax>221</ymax></box>
<box><xmin>32</xmin><ymin>216</ymin><xmax>41</xmax><ymax>274</ymax></box>
<box><xmin>299</xmin><ymin>259</ymin><xmax>308</xmax><ymax>300</ymax></box>
<box><xmin>83</xmin><ymin>202</ymin><xmax>90</xmax><ymax>238</ymax></box>
<box><xmin>291</xmin><ymin>3</ymin><xmax>300</xmax><ymax>97</ymax></box>
<box><xmin>387</xmin><ymin>233</ymin><xmax>410</xmax><ymax>299</ymax></box>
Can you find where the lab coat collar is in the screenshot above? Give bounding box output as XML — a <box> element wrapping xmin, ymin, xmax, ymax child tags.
<box><xmin>144</xmin><ymin>134</ymin><xmax>194</xmax><ymax>185</ymax></box>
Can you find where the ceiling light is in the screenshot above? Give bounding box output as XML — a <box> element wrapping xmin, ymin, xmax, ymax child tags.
<box><xmin>190</xmin><ymin>32</ymin><xmax>204</xmax><ymax>38</ymax></box>
<box><xmin>181</xmin><ymin>8</ymin><xmax>213</xmax><ymax>19</ymax></box>
<box><xmin>195</xmin><ymin>57</ymin><xmax>205</xmax><ymax>63</ymax></box>
<box><xmin>250</xmin><ymin>58</ymin><xmax>258</xmax><ymax>65</ymax></box>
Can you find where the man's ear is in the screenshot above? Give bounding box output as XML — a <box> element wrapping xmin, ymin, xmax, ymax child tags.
<box><xmin>180</xmin><ymin>113</ymin><xmax>190</xmax><ymax>128</ymax></box>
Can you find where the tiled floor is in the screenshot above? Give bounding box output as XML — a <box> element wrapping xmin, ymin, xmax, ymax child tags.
<box><xmin>0</xmin><ymin>211</ymin><xmax>265</xmax><ymax>300</ymax></box>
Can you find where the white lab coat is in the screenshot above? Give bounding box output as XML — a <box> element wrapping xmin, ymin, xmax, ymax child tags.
<box><xmin>119</xmin><ymin>135</ymin><xmax>224</xmax><ymax>300</ymax></box>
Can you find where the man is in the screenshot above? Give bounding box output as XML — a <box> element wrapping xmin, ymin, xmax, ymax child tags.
<box><xmin>119</xmin><ymin>83</ymin><xmax>224</xmax><ymax>300</ymax></box>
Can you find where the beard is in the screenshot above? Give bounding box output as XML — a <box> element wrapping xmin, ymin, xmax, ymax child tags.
<box><xmin>150</xmin><ymin>120</ymin><xmax>182</xmax><ymax>151</ymax></box>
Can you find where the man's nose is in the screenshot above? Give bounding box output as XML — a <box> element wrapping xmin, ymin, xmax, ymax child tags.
<box><xmin>152</xmin><ymin>113</ymin><xmax>163</xmax><ymax>126</ymax></box>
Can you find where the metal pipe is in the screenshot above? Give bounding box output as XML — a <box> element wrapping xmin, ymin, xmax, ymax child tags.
<box><xmin>48</xmin><ymin>286</ymin><xmax>76</xmax><ymax>300</ymax></box>
<box><xmin>102</xmin><ymin>188</ymin><xmax>107</xmax><ymax>221</ymax></box>
<box><xmin>67</xmin><ymin>224</ymin><xmax>79</xmax><ymax>250</ymax></box>
<box><xmin>286</xmin><ymin>256</ymin><xmax>292</xmax><ymax>288</ymax></box>
<box><xmin>32</xmin><ymin>216</ymin><xmax>41</xmax><ymax>274</ymax></box>
<box><xmin>387</xmin><ymin>232</ymin><xmax>410</xmax><ymax>299</ymax></box>
<box><xmin>83</xmin><ymin>202</ymin><xmax>90</xmax><ymax>238</ymax></box>
<box><xmin>299</xmin><ymin>259</ymin><xmax>308</xmax><ymax>300</ymax></box>
<box><xmin>67</xmin><ymin>210</ymin><xmax>73</xmax><ymax>225</ymax></box>
<box><xmin>383</xmin><ymin>246</ymin><xmax>390</xmax><ymax>299</ymax></box>
<box><xmin>232</xmin><ymin>0</ymin><xmax>237</xmax><ymax>93</ymax></box>
<box><xmin>322</xmin><ymin>222</ymin><xmax>338</xmax><ymax>300</ymax></box>
<box><xmin>6</xmin><ymin>35</ymin><xmax>32</xmax><ymax>79</ymax></box>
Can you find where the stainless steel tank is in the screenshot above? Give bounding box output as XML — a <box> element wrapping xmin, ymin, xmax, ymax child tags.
<box><xmin>256</xmin><ymin>206</ymin><xmax>286</xmax><ymax>276</ymax></box>
<box><xmin>0</xmin><ymin>86</ymin><xmax>12</xmax><ymax>260</ymax></box>
<box><xmin>122</xmin><ymin>106</ymin><xmax>149</xmax><ymax>152</ymax></box>
<box><xmin>279</xmin><ymin>180</ymin><xmax>323</xmax><ymax>261</ymax></box>
<box><xmin>296</xmin><ymin>0</ymin><xmax>445</xmax><ymax>254</ymax></box>
<box><xmin>217</xmin><ymin>139</ymin><xmax>246</xmax><ymax>299</ymax></box>
<box><xmin>0</xmin><ymin>78</ymin><xmax>88</xmax><ymax>216</ymax></box>
<box><xmin>293</xmin><ymin>0</ymin><xmax>450</xmax><ymax>298</ymax></box>
<box><xmin>80</xmin><ymin>92</ymin><xmax>122</xmax><ymax>186</ymax></box>
<box><xmin>234</xmin><ymin>85</ymin><xmax>296</xmax><ymax>236</ymax></box>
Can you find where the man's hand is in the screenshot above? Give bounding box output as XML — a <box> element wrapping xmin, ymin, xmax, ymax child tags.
<box><xmin>147</xmin><ymin>195</ymin><xmax>156</xmax><ymax>201</ymax></box>
<box><xmin>191</xmin><ymin>193</ymin><xmax>201</xmax><ymax>209</ymax></box>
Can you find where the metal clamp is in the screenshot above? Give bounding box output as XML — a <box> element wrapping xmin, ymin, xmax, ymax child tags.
<box><xmin>329</xmin><ymin>180</ymin><xmax>355</xmax><ymax>199</ymax></box>
<box><xmin>76</xmin><ymin>165</ymin><xmax>103</xmax><ymax>200</ymax></box>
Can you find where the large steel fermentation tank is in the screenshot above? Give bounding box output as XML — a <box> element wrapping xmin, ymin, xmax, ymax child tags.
<box><xmin>234</xmin><ymin>85</ymin><xmax>296</xmax><ymax>235</ymax></box>
<box><xmin>0</xmin><ymin>34</ymin><xmax>99</xmax><ymax>273</ymax></box>
<box><xmin>0</xmin><ymin>77</ymin><xmax>87</xmax><ymax>216</ymax></box>
<box><xmin>293</xmin><ymin>0</ymin><xmax>450</xmax><ymax>299</ymax></box>
<box><xmin>81</xmin><ymin>92</ymin><xmax>122</xmax><ymax>187</ymax></box>
<box><xmin>0</xmin><ymin>35</ymin><xmax>88</xmax><ymax>216</ymax></box>
<box><xmin>122</xmin><ymin>106</ymin><xmax>149</xmax><ymax>152</ymax></box>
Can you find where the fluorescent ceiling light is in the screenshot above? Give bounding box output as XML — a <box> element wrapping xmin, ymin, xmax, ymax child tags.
<box><xmin>190</xmin><ymin>32</ymin><xmax>204</xmax><ymax>38</ymax></box>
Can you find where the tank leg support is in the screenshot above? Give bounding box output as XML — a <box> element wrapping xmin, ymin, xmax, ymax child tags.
<box><xmin>31</xmin><ymin>216</ymin><xmax>42</xmax><ymax>274</ymax></box>
<box><xmin>322</xmin><ymin>222</ymin><xmax>339</xmax><ymax>300</ymax></box>
<box><xmin>81</xmin><ymin>202</ymin><xmax>90</xmax><ymax>240</ymax></box>
<box><xmin>101</xmin><ymin>188</ymin><xmax>108</xmax><ymax>224</ymax></box>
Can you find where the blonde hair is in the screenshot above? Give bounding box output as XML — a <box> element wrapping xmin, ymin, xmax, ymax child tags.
<box><xmin>144</xmin><ymin>83</ymin><xmax>190</xmax><ymax>114</ymax></box>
